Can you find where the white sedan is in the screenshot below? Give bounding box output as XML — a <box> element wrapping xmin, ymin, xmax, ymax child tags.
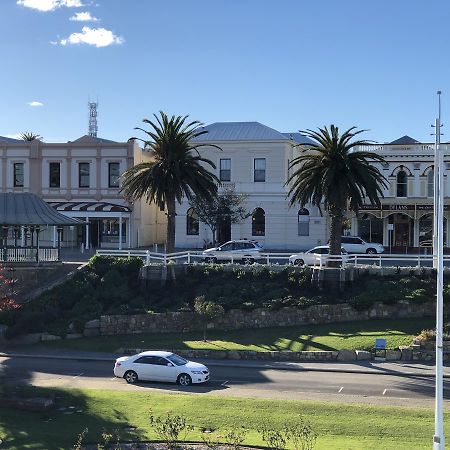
<box><xmin>113</xmin><ymin>351</ymin><xmax>210</xmax><ymax>386</ymax></box>
<box><xmin>289</xmin><ymin>245</ymin><xmax>349</xmax><ymax>266</ymax></box>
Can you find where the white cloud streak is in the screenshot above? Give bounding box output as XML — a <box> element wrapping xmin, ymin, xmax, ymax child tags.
<box><xmin>69</xmin><ymin>11</ymin><xmax>99</xmax><ymax>22</ymax></box>
<box><xmin>17</xmin><ymin>0</ymin><xmax>84</xmax><ymax>12</ymax></box>
<box><xmin>60</xmin><ymin>26</ymin><xmax>123</xmax><ymax>47</ymax></box>
<box><xmin>28</xmin><ymin>101</ymin><xmax>44</xmax><ymax>107</ymax></box>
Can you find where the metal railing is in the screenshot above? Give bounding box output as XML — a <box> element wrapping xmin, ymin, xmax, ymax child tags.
<box><xmin>96</xmin><ymin>249</ymin><xmax>450</xmax><ymax>268</ymax></box>
<box><xmin>0</xmin><ymin>247</ymin><xmax>59</xmax><ymax>262</ymax></box>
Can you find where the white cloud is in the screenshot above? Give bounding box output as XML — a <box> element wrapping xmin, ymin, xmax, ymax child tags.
<box><xmin>69</xmin><ymin>11</ymin><xmax>99</xmax><ymax>22</ymax></box>
<box><xmin>17</xmin><ymin>0</ymin><xmax>83</xmax><ymax>12</ymax></box>
<box><xmin>28</xmin><ymin>101</ymin><xmax>44</xmax><ymax>107</ymax></box>
<box><xmin>60</xmin><ymin>26</ymin><xmax>123</xmax><ymax>47</ymax></box>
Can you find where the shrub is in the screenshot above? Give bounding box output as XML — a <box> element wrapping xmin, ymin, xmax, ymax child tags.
<box><xmin>5</xmin><ymin>311</ymin><xmax>47</xmax><ymax>338</ymax></box>
<box><xmin>148</xmin><ymin>410</ymin><xmax>192</xmax><ymax>449</ymax></box>
<box><xmin>258</xmin><ymin>423</ymin><xmax>286</xmax><ymax>450</ymax></box>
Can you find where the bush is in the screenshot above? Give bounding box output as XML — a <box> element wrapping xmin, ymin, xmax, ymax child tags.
<box><xmin>5</xmin><ymin>311</ymin><xmax>47</xmax><ymax>338</ymax></box>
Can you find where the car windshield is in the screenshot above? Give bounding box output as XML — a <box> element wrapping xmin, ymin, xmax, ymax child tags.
<box><xmin>166</xmin><ymin>354</ymin><xmax>188</xmax><ymax>366</ymax></box>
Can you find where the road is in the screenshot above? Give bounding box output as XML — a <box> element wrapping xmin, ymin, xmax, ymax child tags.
<box><xmin>1</xmin><ymin>355</ymin><xmax>450</xmax><ymax>408</ymax></box>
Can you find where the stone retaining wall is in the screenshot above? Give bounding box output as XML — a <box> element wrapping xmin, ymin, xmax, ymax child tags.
<box><xmin>99</xmin><ymin>301</ymin><xmax>436</xmax><ymax>336</ymax></box>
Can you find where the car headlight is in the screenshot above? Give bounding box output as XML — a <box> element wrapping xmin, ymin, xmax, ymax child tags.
<box><xmin>190</xmin><ymin>370</ymin><xmax>205</xmax><ymax>374</ymax></box>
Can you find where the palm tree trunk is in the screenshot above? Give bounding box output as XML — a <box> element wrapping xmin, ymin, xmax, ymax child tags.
<box><xmin>166</xmin><ymin>196</ymin><xmax>176</xmax><ymax>254</ymax></box>
<box><xmin>328</xmin><ymin>205</ymin><xmax>344</xmax><ymax>267</ymax></box>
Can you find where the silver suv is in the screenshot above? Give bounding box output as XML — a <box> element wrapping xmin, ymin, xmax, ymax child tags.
<box><xmin>202</xmin><ymin>240</ymin><xmax>264</xmax><ymax>264</ymax></box>
<box><xmin>340</xmin><ymin>236</ymin><xmax>384</xmax><ymax>254</ymax></box>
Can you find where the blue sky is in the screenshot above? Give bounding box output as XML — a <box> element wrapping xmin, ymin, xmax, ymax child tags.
<box><xmin>1</xmin><ymin>0</ymin><xmax>450</xmax><ymax>143</ymax></box>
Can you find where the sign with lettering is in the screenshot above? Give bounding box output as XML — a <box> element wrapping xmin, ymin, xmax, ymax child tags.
<box><xmin>360</xmin><ymin>204</ymin><xmax>450</xmax><ymax>211</ymax></box>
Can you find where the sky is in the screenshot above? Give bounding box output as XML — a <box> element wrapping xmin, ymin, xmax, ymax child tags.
<box><xmin>1</xmin><ymin>0</ymin><xmax>450</xmax><ymax>143</ymax></box>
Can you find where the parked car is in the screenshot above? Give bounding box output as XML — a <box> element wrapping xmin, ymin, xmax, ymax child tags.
<box><xmin>202</xmin><ymin>239</ymin><xmax>264</xmax><ymax>264</ymax></box>
<box><xmin>340</xmin><ymin>236</ymin><xmax>384</xmax><ymax>254</ymax></box>
<box><xmin>114</xmin><ymin>351</ymin><xmax>209</xmax><ymax>386</ymax></box>
<box><xmin>289</xmin><ymin>245</ymin><xmax>349</xmax><ymax>266</ymax></box>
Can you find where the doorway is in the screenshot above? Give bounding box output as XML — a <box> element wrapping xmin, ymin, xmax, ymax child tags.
<box><xmin>217</xmin><ymin>215</ymin><xmax>231</xmax><ymax>244</ymax></box>
<box><xmin>389</xmin><ymin>214</ymin><xmax>414</xmax><ymax>247</ymax></box>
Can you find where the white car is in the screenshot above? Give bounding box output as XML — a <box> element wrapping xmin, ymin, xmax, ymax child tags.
<box><xmin>202</xmin><ymin>239</ymin><xmax>264</xmax><ymax>264</ymax></box>
<box><xmin>289</xmin><ymin>245</ymin><xmax>349</xmax><ymax>266</ymax></box>
<box><xmin>340</xmin><ymin>236</ymin><xmax>384</xmax><ymax>254</ymax></box>
<box><xmin>113</xmin><ymin>351</ymin><xmax>209</xmax><ymax>386</ymax></box>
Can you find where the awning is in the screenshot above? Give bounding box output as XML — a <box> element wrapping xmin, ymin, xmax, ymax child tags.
<box><xmin>48</xmin><ymin>201</ymin><xmax>132</xmax><ymax>213</ymax></box>
<box><xmin>0</xmin><ymin>193</ymin><xmax>81</xmax><ymax>226</ymax></box>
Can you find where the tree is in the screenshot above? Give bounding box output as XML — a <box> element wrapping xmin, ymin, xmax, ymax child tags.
<box><xmin>121</xmin><ymin>112</ymin><xmax>220</xmax><ymax>253</ymax></box>
<box><xmin>286</xmin><ymin>125</ymin><xmax>388</xmax><ymax>262</ymax></box>
<box><xmin>20</xmin><ymin>132</ymin><xmax>42</xmax><ymax>141</ymax></box>
<box><xmin>194</xmin><ymin>296</ymin><xmax>224</xmax><ymax>341</ymax></box>
<box><xmin>189</xmin><ymin>188</ymin><xmax>250</xmax><ymax>244</ymax></box>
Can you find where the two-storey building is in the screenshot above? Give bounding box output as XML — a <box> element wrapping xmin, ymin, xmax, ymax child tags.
<box><xmin>175</xmin><ymin>122</ymin><xmax>327</xmax><ymax>250</ymax></box>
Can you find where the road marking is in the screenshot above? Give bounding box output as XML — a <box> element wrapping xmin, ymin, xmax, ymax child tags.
<box><xmin>221</xmin><ymin>380</ymin><xmax>229</xmax><ymax>386</ymax></box>
<box><xmin>382</xmin><ymin>389</ymin><xmax>387</xmax><ymax>396</ymax></box>
<box><xmin>72</xmin><ymin>373</ymin><xmax>84</xmax><ymax>379</ymax></box>
<box><xmin>338</xmin><ymin>387</ymin><xmax>344</xmax><ymax>393</ymax></box>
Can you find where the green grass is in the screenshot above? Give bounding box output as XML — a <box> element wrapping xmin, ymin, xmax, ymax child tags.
<box><xmin>0</xmin><ymin>386</ymin><xmax>447</xmax><ymax>449</ymax></box>
<box><xmin>43</xmin><ymin>317</ymin><xmax>434</xmax><ymax>353</ymax></box>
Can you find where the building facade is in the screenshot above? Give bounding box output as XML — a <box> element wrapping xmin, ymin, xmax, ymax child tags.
<box><xmin>0</xmin><ymin>134</ymin><xmax>164</xmax><ymax>250</ymax></box>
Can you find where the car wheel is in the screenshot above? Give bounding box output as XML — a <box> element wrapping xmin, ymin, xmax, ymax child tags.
<box><xmin>294</xmin><ymin>259</ymin><xmax>304</xmax><ymax>266</ymax></box>
<box><xmin>177</xmin><ymin>373</ymin><xmax>192</xmax><ymax>386</ymax></box>
<box><xmin>243</xmin><ymin>257</ymin><xmax>254</xmax><ymax>265</ymax></box>
<box><xmin>205</xmin><ymin>257</ymin><xmax>217</xmax><ymax>264</ymax></box>
<box><xmin>366</xmin><ymin>248</ymin><xmax>376</xmax><ymax>254</ymax></box>
<box><xmin>124</xmin><ymin>370</ymin><xmax>138</xmax><ymax>384</ymax></box>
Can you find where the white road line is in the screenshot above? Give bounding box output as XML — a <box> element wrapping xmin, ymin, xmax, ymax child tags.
<box><xmin>221</xmin><ymin>380</ymin><xmax>229</xmax><ymax>386</ymax></box>
<box><xmin>382</xmin><ymin>389</ymin><xmax>387</xmax><ymax>396</ymax></box>
<box><xmin>338</xmin><ymin>387</ymin><xmax>344</xmax><ymax>393</ymax></box>
<box><xmin>72</xmin><ymin>373</ymin><xmax>84</xmax><ymax>379</ymax></box>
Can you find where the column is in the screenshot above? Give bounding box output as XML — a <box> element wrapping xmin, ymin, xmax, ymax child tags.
<box><xmin>52</xmin><ymin>226</ymin><xmax>57</xmax><ymax>248</ymax></box>
<box><xmin>57</xmin><ymin>227</ymin><xmax>62</xmax><ymax>260</ymax></box>
<box><xmin>85</xmin><ymin>219</ymin><xmax>89</xmax><ymax>250</ymax></box>
<box><xmin>21</xmin><ymin>226</ymin><xmax>25</xmax><ymax>247</ymax></box>
<box><xmin>413</xmin><ymin>218</ymin><xmax>420</xmax><ymax>248</ymax></box>
<box><xmin>119</xmin><ymin>216</ymin><xmax>123</xmax><ymax>250</ymax></box>
<box><xmin>127</xmin><ymin>218</ymin><xmax>131</xmax><ymax>249</ymax></box>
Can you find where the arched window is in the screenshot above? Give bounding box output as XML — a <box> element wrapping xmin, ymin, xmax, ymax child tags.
<box><xmin>186</xmin><ymin>208</ymin><xmax>199</xmax><ymax>235</ymax></box>
<box><xmin>298</xmin><ymin>208</ymin><xmax>310</xmax><ymax>236</ymax></box>
<box><xmin>427</xmin><ymin>170</ymin><xmax>434</xmax><ymax>198</ymax></box>
<box><xmin>252</xmin><ymin>208</ymin><xmax>265</xmax><ymax>236</ymax></box>
<box><xmin>396</xmin><ymin>170</ymin><xmax>408</xmax><ymax>197</ymax></box>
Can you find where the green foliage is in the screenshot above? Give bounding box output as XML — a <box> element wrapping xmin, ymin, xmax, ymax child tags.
<box><xmin>148</xmin><ymin>410</ymin><xmax>193</xmax><ymax>449</ymax></box>
<box><xmin>258</xmin><ymin>422</ymin><xmax>286</xmax><ymax>450</ymax></box>
<box><xmin>283</xmin><ymin>416</ymin><xmax>317</xmax><ymax>450</ymax></box>
<box><xmin>194</xmin><ymin>296</ymin><xmax>225</xmax><ymax>320</ymax></box>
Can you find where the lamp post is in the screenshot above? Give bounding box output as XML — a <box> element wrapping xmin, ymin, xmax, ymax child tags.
<box><xmin>433</xmin><ymin>90</ymin><xmax>445</xmax><ymax>450</ymax></box>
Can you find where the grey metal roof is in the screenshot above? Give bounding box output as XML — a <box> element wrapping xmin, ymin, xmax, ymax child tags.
<box><xmin>0</xmin><ymin>136</ymin><xmax>23</xmax><ymax>144</ymax></box>
<box><xmin>69</xmin><ymin>135</ymin><xmax>119</xmax><ymax>144</ymax></box>
<box><xmin>0</xmin><ymin>193</ymin><xmax>81</xmax><ymax>226</ymax></box>
<box><xmin>389</xmin><ymin>135</ymin><xmax>420</xmax><ymax>145</ymax></box>
<box><xmin>192</xmin><ymin>122</ymin><xmax>290</xmax><ymax>142</ymax></box>
<box><xmin>282</xmin><ymin>133</ymin><xmax>316</xmax><ymax>145</ymax></box>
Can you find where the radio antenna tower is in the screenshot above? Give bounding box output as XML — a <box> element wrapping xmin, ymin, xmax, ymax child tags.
<box><xmin>88</xmin><ymin>100</ymin><xmax>98</xmax><ymax>137</ymax></box>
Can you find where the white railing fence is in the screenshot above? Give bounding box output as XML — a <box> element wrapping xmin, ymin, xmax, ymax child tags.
<box><xmin>0</xmin><ymin>247</ymin><xmax>59</xmax><ymax>263</ymax></box>
<box><xmin>95</xmin><ymin>249</ymin><xmax>450</xmax><ymax>268</ymax></box>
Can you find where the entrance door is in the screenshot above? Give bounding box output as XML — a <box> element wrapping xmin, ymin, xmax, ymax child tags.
<box><xmin>393</xmin><ymin>214</ymin><xmax>412</xmax><ymax>247</ymax></box>
<box><xmin>91</xmin><ymin>220</ymin><xmax>99</xmax><ymax>248</ymax></box>
<box><xmin>217</xmin><ymin>215</ymin><xmax>231</xmax><ymax>244</ymax></box>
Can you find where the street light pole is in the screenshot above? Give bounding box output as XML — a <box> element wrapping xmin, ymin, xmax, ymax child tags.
<box><xmin>433</xmin><ymin>90</ymin><xmax>445</xmax><ymax>450</ymax></box>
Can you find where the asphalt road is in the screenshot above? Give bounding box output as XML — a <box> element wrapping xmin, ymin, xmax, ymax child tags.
<box><xmin>1</xmin><ymin>355</ymin><xmax>450</xmax><ymax>408</ymax></box>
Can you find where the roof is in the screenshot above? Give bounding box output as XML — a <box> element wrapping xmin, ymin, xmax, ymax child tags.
<box><xmin>69</xmin><ymin>135</ymin><xmax>119</xmax><ymax>144</ymax></box>
<box><xmin>0</xmin><ymin>193</ymin><xmax>81</xmax><ymax>226</ymax></box>
<box><xmin>48</xmin><ymin>201</ymin><xmax>131</xmax><ymax>213</ymax></box>
<box><xmin>282</xmin><ymin>133</ymin><xmax>316</xmax><ymax>145</ymax></box>
<box><xmin>137</xmin><ymin>351</ymin><xmax>172</xmax><ymax>357</ymax></box>
<box><xmin>192</xmin><ymin>122</ymin><xmax>290</xmax><ymax>142</ymax></box>
<box><xmin>0</xmin><ymin>136</ymin><xmax>23</xmax><ymax>144</ymax></box>
<box><xmin>388</xmin><ymin>135</ymin><xmax>420</xmax><ymax>145</ymax></box>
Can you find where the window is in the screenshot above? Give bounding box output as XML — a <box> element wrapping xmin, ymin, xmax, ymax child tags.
<box><xmin>79</xmin><ymin>163</ymin><xmax>90</xmax><ymax>188</ymax></box>
<box><xmin>49</xmin><ymin>162</ymin><xmax>60</xmax><ymax>188</ymax></box>
<box><xmin>252</xmin><ymin>208</ymin><xmax>265</xmax><ymax>236</ymax></box>
<box><xmin>186</xmin><ymin>208</ymin><xmax>199</xmax><ymax>235</ymax></box>
<box><xmin>254</xmin><ymin>158</ymin><xmax>266</xmax><ymax>182</ymax></box>
<box><xmin>298</xmin><ymin>208</ymin><xmax>310</xmax><ymax>236</ymax></box>
<box><xmin>101</xmin><ymin>219</ymin><xmax>126</xmax><ymax>243</ymax></box>
<box><xmin>219</xmin><ymin>158</ymin><xmax>231</xmax><ymax>182</ymax></box>
<box><xmin>13</xmin><ymin>163</ymin><xmax>24</xmax><ymax>187</ymax></box>
<box><xmin>396</xmin><ymin>170</ymin><xmax>408</xmax><ymax>197</ymax></box>
<box><xmin>427</xmin><ymin>170</ymin><xmax>434</xmax><ymax>198</ymax></box>
<box><xmin>357</xmin><ymin>215</ymin><xmax>383</xmax><ymax>244</ymax></box>
<box><xmin>108</xmin><ymin>162</ymin><xmax>120</xmax><ymax>188</ymax></box>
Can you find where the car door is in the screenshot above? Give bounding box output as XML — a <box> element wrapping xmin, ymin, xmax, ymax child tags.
<box><xmin>218</xmin><ymin>242</ymin><xmax>233</xmax><ymax>261</ymax></box>
<box><xmin>131</xmin><ymin>356</ymin><xmax>157</xmax><ymax>380</ymax></box>
<box><xmin>154</xmin><ymin>357</ymin><xmax>178</xmax><ymax>382</ymax></box>
<box><xmin>342</xmin><ymin>237</ymin><xmax>357</xmax><ymax>253</ymax></box>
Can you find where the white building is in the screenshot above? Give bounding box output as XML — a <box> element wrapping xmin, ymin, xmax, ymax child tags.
<box><xmin>175</xmin><ymin>122</ymin><xmax>328</xmax><ymax>250</ymax></box>
<box><xmin>0</xmin><ymin>134</ymin><xmax>163</xmax><ymax>250</ymax></box>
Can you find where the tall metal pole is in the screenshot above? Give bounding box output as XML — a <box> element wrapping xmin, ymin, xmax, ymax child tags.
<box><xmin>433</xmin><ymin>90</ymin><xmax>445</xmax><ymax>450</ymax></box>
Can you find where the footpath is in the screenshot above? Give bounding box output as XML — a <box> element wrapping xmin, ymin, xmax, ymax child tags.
<box><xmin>0</xmin><ymin>344</ymin><xmax>449</xmax><ymax>379</ymax></box>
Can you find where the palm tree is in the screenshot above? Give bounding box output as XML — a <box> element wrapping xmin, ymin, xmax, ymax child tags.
<box><xmin>121</xmin><ymin>112</ymin><xmax>219</xmax><ymax>253</ymax></box>
<box><xmin>287</xmin><ymin>125</ymin><xmax>388</xmax><ymax>261</ymax></box>
<box><xmin>20</xmin><ymin>132</ymin><xmax>42</xmax><ymax>141</ymax></box>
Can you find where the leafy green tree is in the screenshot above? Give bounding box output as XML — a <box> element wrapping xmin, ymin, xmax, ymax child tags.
<box><xmin>194</xmin><ymin>295</ymin><xmax>225</xmax><ymax>341</ymax></box>
<box><xmin>286</xmin><ymin>125</ymin><xmax>387</xmax><ymax>262</ymax></box>
<box><xmin>189</xmin><ymin>188</ymin><xmax>250</xmax><ymax>244</ymax></box>
<box><xmin>20</xmin><ymin>132</ymin><xmax>42</xmax><ymax>141</ymax></box>
<box><xmin>121</xmin><ymin>112</ymin><xmax>219</xmax><ymax>253</ymax></box>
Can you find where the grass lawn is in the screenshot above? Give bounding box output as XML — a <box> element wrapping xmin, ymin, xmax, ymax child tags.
<box><xmin>42</xmin><ymin>317</ymin><xmax>434</xmax><ymax>353</ymax></box>
<box><xmin>0</xmin><ymin>386</ymin><xmax>446</xmax><ymax>449</ymax></box>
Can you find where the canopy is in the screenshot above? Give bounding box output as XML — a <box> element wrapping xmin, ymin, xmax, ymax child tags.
<box><xmin>0</xmin><ymin>192</ymin><xmax>81</xmax><ymax>226</ymax></box>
